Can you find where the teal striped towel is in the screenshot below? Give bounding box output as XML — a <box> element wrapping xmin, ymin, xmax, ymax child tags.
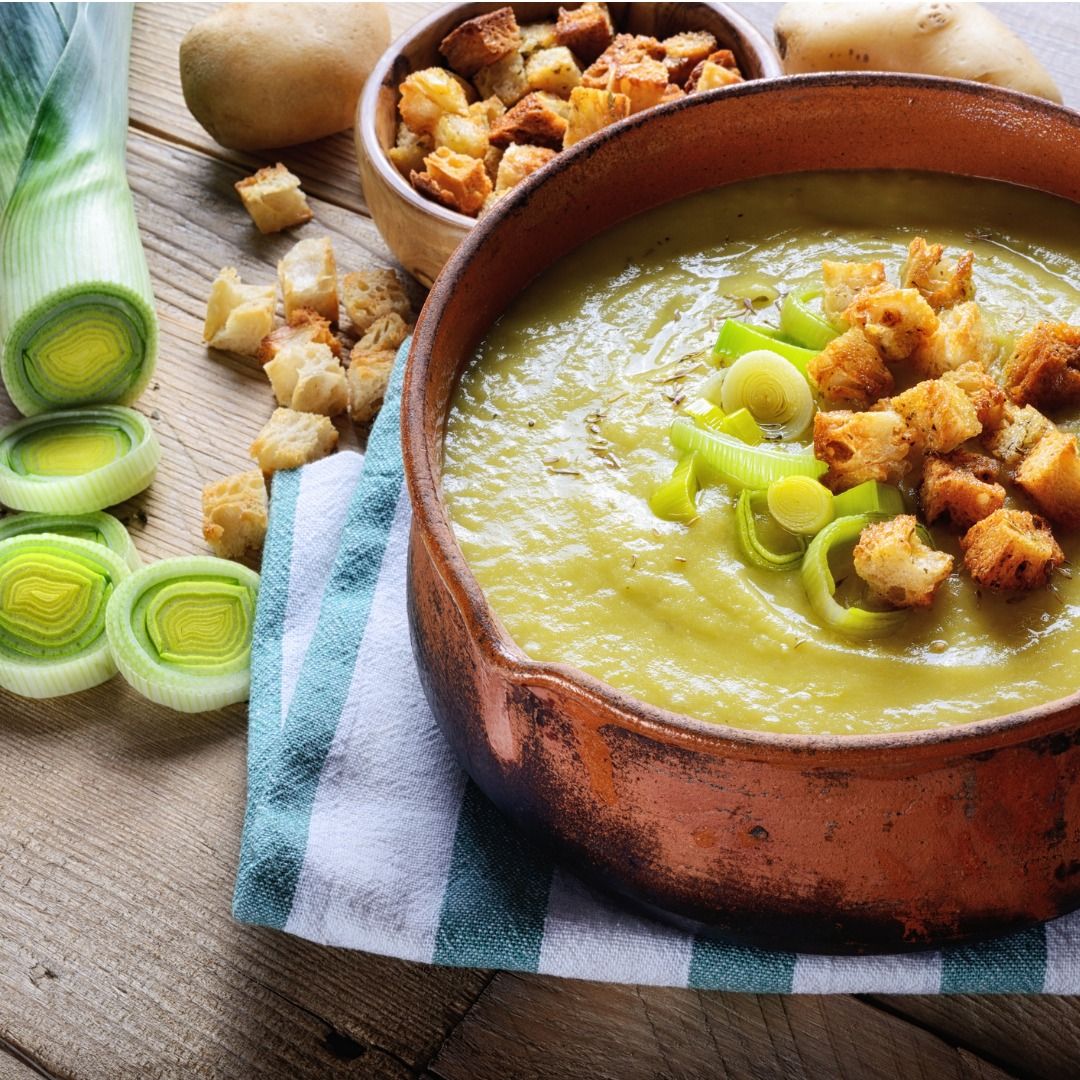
<box><xmin>234</xmin><ymin>341</ymin><xmax>1078</xmax><ymax>993</ymax></box>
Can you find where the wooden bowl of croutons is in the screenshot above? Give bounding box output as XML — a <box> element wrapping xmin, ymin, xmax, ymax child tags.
<box><xmin>356</xmin><ymin>3</ymin><xmax>780</xmax><ymax>286</ymax></box>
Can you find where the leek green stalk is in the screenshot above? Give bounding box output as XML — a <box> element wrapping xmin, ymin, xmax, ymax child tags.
<box><xmin>0</xmin><ymin>510</ymin><xmax>140</xmax><ymax>569</ymax></box>
<box><xmin>832</xmin><ymin>480</ymin><xmax>906</xmax><ymax>518</ymax></box>
<box><xmin>713</xmin><ymin>320</ymin><xmax>817</xmax><ymax>377</ymax></box>
<box><xmin>735</xmin><ymin>489</ymin><xmax>806</xmax><ymax>571</ymax></box>
<box><xmin>0</xmin><ymin>3</ymin><xmax>158</xmax><ymax>415</ymax></box>
<box><xmin>779</xmin><ymin>287</ymin><xmax>842</xmax><ymax>351</ymax></box>
<box><xmin>680</xmin><ymin>398</ymin><xmax>764</xmax><ymax>445</ymax></box>
<box><xmin>649</xmin><ymin>453</ymin><xmax>700</xmax><ymax>523</ymax></box>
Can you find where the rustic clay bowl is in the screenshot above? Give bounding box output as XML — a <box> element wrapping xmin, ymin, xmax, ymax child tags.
<box><xmin>355</xmin><ymin>2</ymin><xmax>780</xmax><ymax>286</ymax></box>
<box><xmin>404</xmin><ymin>74</ymin><xmax>1080</xmax><ymax>954</ymax></box>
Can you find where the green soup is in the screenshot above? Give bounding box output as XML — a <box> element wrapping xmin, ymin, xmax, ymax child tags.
<box><xmin>443</xmin><ymin>172</ymin><xmax>1080</xmax><ymax>736</ymax></box>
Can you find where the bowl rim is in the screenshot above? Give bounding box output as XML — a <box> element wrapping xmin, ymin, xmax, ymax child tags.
<box><xmin>403</xmin><ymin>71</ymin><xmax>1080</xmax><ymax>759</ymax></box>
<box><xmin>357</xmin><ymin>1</ymin><xmax>783</xmax><ymax>233</ymax></box>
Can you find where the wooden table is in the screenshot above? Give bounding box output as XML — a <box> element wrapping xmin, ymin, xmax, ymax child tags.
<box><xmin>2</xmin><ymin>4</ymin><xmax>1079</xmax><ymax>1077</ymax></box>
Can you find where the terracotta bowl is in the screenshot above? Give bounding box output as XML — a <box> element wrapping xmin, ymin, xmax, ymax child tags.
<box><xmin>403</xmin><ymin>74</ymin><xmax>1080</xmax><ymax>954</ymax></box>
<box><xmin>355</xmin><ymin>2</ymin><xmax>780</xmax><ymax>286</ymax></box>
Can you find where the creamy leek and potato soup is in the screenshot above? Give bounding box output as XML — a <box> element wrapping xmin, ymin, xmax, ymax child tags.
<box><xmin>442</xmin><ymin>172</ymin><xmax>1080</xmax><ymax>736</ymax></box>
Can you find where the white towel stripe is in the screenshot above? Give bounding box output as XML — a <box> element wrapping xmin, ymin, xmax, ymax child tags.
<box><xmin>791</xmin><ymin>949</ymin><xmax>942</xmax><ymax>994</ymax></box>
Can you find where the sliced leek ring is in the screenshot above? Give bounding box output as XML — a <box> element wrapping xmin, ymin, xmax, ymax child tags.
<box><xmin>0</xmin><ymin>405</ymin><xmax>160</xmax><ymax>513</ymax></box>
<box><xmin>106</xmin><ymin>557</ymin><xmax>260</xmax><ymax>713</ymax></box>
<box><xmin>720</xmin><ymin>350</ymin><xmax>815</xmax><ymax>441</ymax></box>
<box><xmin>0</xmin><ymin>511</ymin><xmax>141</xmax><ymax>569</ymax></box>
<box><xmin>0</xmin><ymin>533</ymin><xmax>130</xmax><ymax>698</ymax></box>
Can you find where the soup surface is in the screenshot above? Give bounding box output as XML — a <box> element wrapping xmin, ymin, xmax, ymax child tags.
<box><xmin>442</xmin><ymin>172</ymin><xmax>1080</xmax><ymax>736</ymax></box>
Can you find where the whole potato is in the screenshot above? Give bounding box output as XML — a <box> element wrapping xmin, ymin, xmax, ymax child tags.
<box><xmin>775</xmin><ymin>1</ymin><xmax>1061</xmax><ymax>103</ymax></box>
<box><xmin>180</xmin><ymin>3</ymin><xmax>391</xmax><ymax>150</ymax></box>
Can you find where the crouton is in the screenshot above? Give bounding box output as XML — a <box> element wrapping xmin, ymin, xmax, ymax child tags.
<box><xmin>940</xmin><ymin>361</ymin><xmax>1006</xmax><ymax>430</ymax></box>
<box><xmin>202</xmin><ymin>470</ymin><xmax>268</xmax><ymax>559</ymax></box>
<box><xmin>554</xmin><ymin>2</ymin><xmax>614</xmax><ymax>63</ymax></box>
<box><xmin>470</xmin><ymin>96</ymin><xmax>506</xmax><ymax>126</ymax></box>
<box><xmin>439</xmin><ymin>7</ymin><xmax>521</xmax><ymax>78</ymax></box>
<box><xmin>494</xmin><ymin>143</ymin><xmax>557</xmax><ymax>192</ymax></box>
<box><xmin>659</xmin><ymin>83</ymin><xmax>686</xmax><ymax>105</ymax></box>
<box><xmin>910</xmin><ymin>301</ymin><xmax>997</xmax><ymax>379</ymax></box>
<box><xmin>347</xmin><ymin>347</ymin><xmax>396</xmax><ymax>424</ymax></box>
<box><xmin>821</xmin><ymin>260</ymin><xmax>886</xmax><ymax>322</ymax></box>
<box><xmin>808</xmin><ymin>326</ymin><xmax>894</xmax><ymax>409</ymax></box>
<box><xmin>690</xmin><ymin>59</ymin><xmax>743</xmax><ymax>93</ymax></box>
<box><xmin>489</xmin><ymin>92</ymin><xmax>568</xmax><ymax>149</ymax></box>
<box><xmin>257</xmin><ymin>308</ymin><xmax>341</xmax><ymax>365</ymax></box>
<box><xmin>683</xmin><ymin>49</ymin><xmax>740</xmax><ymax>92</ymax></box>
<box><xmin>278</xmin><ymin>237</ymin><xmax>338</xmax><ymax>324</ymax></box>
<box><xmin>388</xmin><ymin>123</ymin><xmax>435</xmax><ymax>179</ymax></box>
<box><xmin>264</xmin><ymin>341</ymin><xmax>348</xmax><ymax>416</ymax></box>
<box><xmin>899</xmin><ymin>237</ymin><xmax>975</xmax><ymax>310</ymax></box>
<box><xmin>887</xmin><ymin>376</ymin><xmax>982</xmax><ymax>455</ymax></box>
<box><xmin>433</xmin><ymin>111</ymin><xmax>490</xmax><ymax>159</ymax></box>
<box><xmin>520</xmin><ymin>21</ymin><xmax>557</xmax><ymax>56</ymax></box>
<box><xmin>562</xmin><ymin>86</ymin><xmax>631</xmax><ymax>147</ymax></box>
<box><xmin>1003</xmin><ymin>321</ymin><xmax>1080</xmax><ymax>410</ymax></box>
<box><xmin>483</xmin><ymin>144</ymin><xmax>504</xmax><ymax>183</ymax></box>
<box><xmin>814</xmin><ymin>408</ymin><xmax>912</xmax><ymax>492</ymax></box>
<box><xmin>234</xmin><ymin>163</ymin><xmax>313</xmax><ymax>234</ymax></box>
<box><xmin>661</xmin><ymin>30</ymin><xmax>717</xmax><ymax>85</ymax></box>
<box><xmin>853</xmin><ymin>515</ymin><xmax>954</xmax><ymax>609</ymax></box>
<box><xmin>961</xmin><ymin>508</ymin><xmax>1064</xmax><ymax>590</ymax></box>
<box><xmin>581</xmin><ymin>34</ymin><xmax>665</xmax><ymax>89</ymax></box>
<box><xmin>982</xmin><ymin>401</ymin><xmax>1054</xmax><ymax>468</ymax></box>
<box><xmin>1016</xmin><ymin>428</ymin><xmax>1080</xmax><ymax>529</ymax></box>
<box><xmin>398</xmin><ymin>67</ymin><xmax>470</xmax><ymax>136</ymax></box>
<box><xmin>844</xmin><ymin>286</ymin><xmax>939</xmax><ymax>362</ymax></box>
<box><xmin>609</xmin><ymin>55</ymin><xmax>670</xmax><ymax>113</ymax></box>
<box><xmin>250</xmin><ymin>408</ymin><xmax>338</xmax><ymax>474</ymax></box>
<box><xmin>412</xmin><ymin>147</ymin><xmax>493</xmax><ymax>215</ymax></box>
<box><xmin>356</xmin><ymin>312</ymin><xmax>410</xmax><ymax>354</ymax></box>
<box><xmin>479</xmin><ymin>190</ymin><xmax>506</xmax><ymax>216</ymax></box>
<box><xmin>341</xmin><ymin>269</ymin><xmax>412</xmax><ymax>334</ymax></box>
<box><xmin>473</xmin><ymin>49</ymin><xmax>529</xmax><ymax>106</ymax></box>
<box><xmin>203</xmin><ymin>268</ymin><xmax>276</xmax><ymax>356</ymax></box>
<box><xmin>920</xmin><ymin>451</ymin><xmax>1005</xmax><ymax>529</ymax></box>
<box><xmin>525</xmin><ymin>46</ymin><xmax>582</xmax><ymax>98</ymax></box>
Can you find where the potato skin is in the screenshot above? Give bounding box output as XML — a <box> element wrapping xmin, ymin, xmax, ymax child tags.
<box><xmin>774</xmin><ymin>1</ymin><xmax>1061</xmax><ymax>103</ymax></box>
<box><xmin>180</xmin><ymin>3</ymin><xmax>391</xmax><ymax>150</ymax></box>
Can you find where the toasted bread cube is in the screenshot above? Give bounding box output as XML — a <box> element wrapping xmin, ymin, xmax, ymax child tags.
<box><xmin>202</xmin><ymin>470</ymin><xmax>268</xmax><ymax>559</ymax></box>
<box><xmin>520</xmin><ymin>21</ymin><xmax>558</xmax><ymax>56</ymax></box>
<box><xmin>356</xmin><ymin>312</ymin><xmax>410</xmax><ymax>354</ymax></box>
<box><xmin>439</xmin><ymin>7</ymin><xmax>520</xmax><ymax>78</ymax></box>
<box><xmin>554</xmin><ymin>2</ymin><xmax>614</xmax><ymax>64</ymax></box>
<box><xmin>489</xmin><ymin>92</ymin><xmax>568</xmax><ymax>149</ymax></box>
<box><xmin>662</xmin><ymin>31</ymin><xmax>717</xmax><ymax>85</ymax></box>
<box><xmin>659</xmin><ymin>83</ymin><xmax>686</xmax><ymax>105</ymax></box>
<box><xmin>814</xmin><ymin>408</ymin><xmax>912</xmax><ymax>492</ymax></box>
<box><xmin>887</xmin><ymin>376</ymin><xmax>981</xmax><ymax>455</ymax></box>
<box><xmin>940</xmin><ymin>361</ymin><xmax>1006</xmax><ymax>430</ymax></box>
<box><xmin>203</xmin><ymin>268</ymin><xmax>275</xmax><ymax>356</ymax></box>
<box><xmin>234</xmin><ymin>163</ymin><xmax>313</xmax><ymax>235</ymax></box>
<box><xmin>683</xmin><ymin>50</ymin><xmax>741</xmax><ymax>92</ymax></box>
<box><xmin>563</xmin><ymin>86</ymin><xmax>631</xmax><ymax>147</ymax></box>
<box><xmin>473</xmin><ymin>49</ymin><xmax>530</xmax><ymax>106</ymax></box>
<box><xmin>434</xmin><ymin>112</ymin><xmax>490</xmax><ymax>159</ymax></box>
<box><xmin>388</xmin><ymin>123</ymin><xmax>435</xmax><ymax>179</ymax></box>
<box><xmin>479</xmin><ymin>190</ymin><xmax>507</xmax><ymax>216</ymax></box>
<box><xmin>982</xmin><ymin>401</ymin><xmax>1054</xmax><ymax>469</ymax></box>
<box><xmin>250</xmin><ymin>408</ymin><xmax>338</xmax><ymax>474</ymax></box>
<box><xmin>483</xmin><ymin>144</ymin><xmax>504</xmax><ymax>183</ymax></box>
<box><xmin>341</xmin><ymin>268</ymin><xmax>412</xmax><ymax>334</ymax></box>
<box><xmin>264</xmin><ymin>341</ymin><xmax>348</xmax><ymax>416</ymax></box>
<box><xmin>278</xmin><ymin>236</ymin><xmax>338</xmax><ymax>323</ymax></box>
<box><xmin>411</xmin><ymin>147</ymin><xmax>493</xmax><ymax>215</ymax></box>
<box><xmin>844</xmin><ymin>287</ymin><xmax>939</xmax><ymax>363</ymax></box>
<box><xmin>1016</xmin><ymin>428</ymin><xmax>1080</xmax><ymax>529</ymax></box>
<box><xmin>399</xmin><ymin>68</ymin><xmax>470</xmax><ymax>135</ymax></box>
<box><xmin>900</xmin><ymin>237</ymin><xmax>975</xmax><ymax>311</ymax></box>
<box><xmin>525</xmin><ymin>46</ymin><xmax>582</xmax><ymax>98</ymax></box>
<box><xmin>347</xmin><ymin>347</ymin><xmax>396</xmax><ymax>423</ymax></box>
<box><xmin>808</xmin><ymin>326</ymin><xmax>894</xmax><ymax>409</ymax></box>
<box><xmin>494</xmin><ymin>143</ymin><xmax>557</xmax><ymax>192</ymax></box>
<box><xmin>257</xmin><ymin>308</ymin><xmax>341</xmax><ymax>365</ymax></box>
<box><xmin>853</xmin><ymin>515</ymin><xmax>953</xmax><ymax>609</ymax></box>
<box><xmin>911</xmin><ymin>301</ymin><xmax>996</xmax><ymax>380</ymax></box>
<box><xmin>920</xmin><ymin>451</ymin><xmax>1005</xmax><ymax>529</ymax></box>
<box><xmin>691</xmin><ymin>60</ymin><xmax>743</xmax><ymax>93</ymax></box>
<box><xmin>609</xmin><ymin>56</ymin><xmax>670</xmax><ymax>113</ymax></box>
<box><xmin>961</xmin><ymin>508</ymin><xmax>1063</xmax><ymax>590</ymax></box>
<box><xmin>470</xmin><ymin>96</ymin><xmax>507</xmax><ymax>126</ymax></box>
<box><xmin>821</xmin><ymin>260</ymin><xmax>886</xmax><ymax>322</ymax></box>
<box><xmin>1003</xmin><ymin>321</ymin><xmax>1080</xmax><ymax>410</ymax></box>
<box><xmin>581</xmin><ymin>34</ymin><xmax>665</xmax><ymax>89</ymax></box>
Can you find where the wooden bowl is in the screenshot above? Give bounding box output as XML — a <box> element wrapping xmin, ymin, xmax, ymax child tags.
<box><xmin>403</xmin><ymin>74</ymin><xmax>1080</xmax><ymax>955</ymax></box>
<box><xmin>355</xmin><ymin>3</ymin><xmax>780</xmax><ymax>286</ymax></box>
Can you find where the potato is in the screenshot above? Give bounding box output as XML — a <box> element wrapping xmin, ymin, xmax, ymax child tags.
<box><xmin>180</xmin><ymin>3</ymin><xmax>391</xmax><ymax>150</ymax></box>
<box><xmin>774</xmin><ymin>2</ymin><xmax>1061</xmax><ymax>103</ymax></box>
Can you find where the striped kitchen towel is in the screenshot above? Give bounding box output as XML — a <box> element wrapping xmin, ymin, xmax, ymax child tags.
<box><xmin>234</xmin><ymin>340</ymin><xmax>1080</xmax><ymax>993</ymax></box>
